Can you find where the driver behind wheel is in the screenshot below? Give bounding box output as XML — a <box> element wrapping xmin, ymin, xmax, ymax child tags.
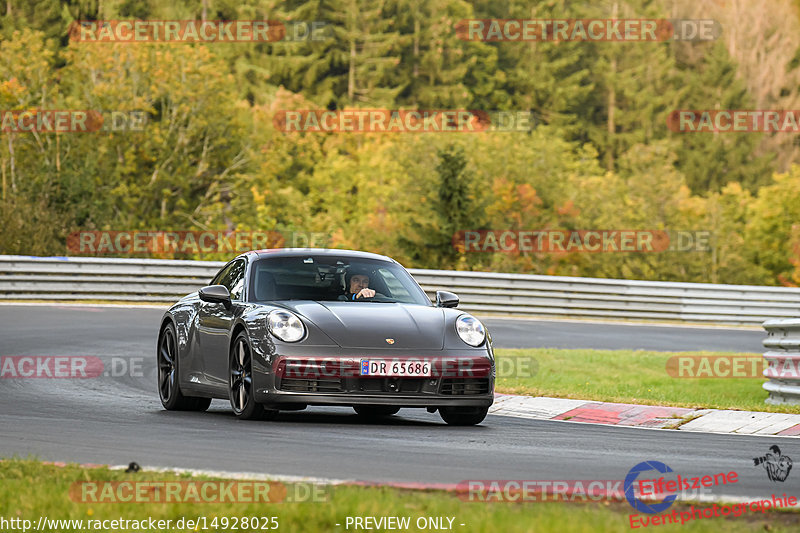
<box><xmin>345</xmin><ymin>268</ymin><xmax>376</xmax><ymax>300</ymax></box>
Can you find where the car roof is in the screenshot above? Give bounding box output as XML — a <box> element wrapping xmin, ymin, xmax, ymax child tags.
<box><xmin>242</xmin><ymin>248</ymin><xmax>398</xmax><ymax>264</ymax></box>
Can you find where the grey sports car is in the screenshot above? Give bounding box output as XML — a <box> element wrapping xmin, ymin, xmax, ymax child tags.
<box><xmin>157</xmin><ymin>249</ymin><xmax>495</xmax><ymax>425</ymax></box>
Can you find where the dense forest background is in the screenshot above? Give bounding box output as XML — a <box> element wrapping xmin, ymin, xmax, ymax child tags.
<box><xmin>2</xmin><ymin>0</ymin><xmax>800</xmax><ymax>285</ymax></box>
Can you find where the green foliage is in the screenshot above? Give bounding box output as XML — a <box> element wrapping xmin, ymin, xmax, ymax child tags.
<box><xmin>0</xmin><ymin>0</ymin><xmax>798</xmax><ymax>287</ymax></box>
<box><xmin>746</xmin><ymin>166</ymin><xmax>800</xmax><ymax>285</ymax></box>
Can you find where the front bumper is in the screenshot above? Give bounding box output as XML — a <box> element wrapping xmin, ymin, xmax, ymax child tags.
<box><xmin>257</xmin><ymin>392</ymin><xmax>493</xmax><ymax>408</ymax></box>
<box><xmin>251</xmin><ymin>347</ymin><xmax>494</xmax><ymax>408</ymax></box>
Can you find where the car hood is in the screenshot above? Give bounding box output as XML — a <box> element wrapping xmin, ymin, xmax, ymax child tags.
<box><xmin>279</xmin><ymin>301</ymin><xmax>445</xmax><ymax>349</ymax></box>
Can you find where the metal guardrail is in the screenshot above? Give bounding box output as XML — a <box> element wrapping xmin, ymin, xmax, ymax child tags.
<box><xmin>762</xmin><ymin>319</ymin><xmax>800</xmax><ymax>405</ymax></box>
<box><xmin>412</xmin><ymin>270</ymin><xmax>800</xmax><ymax>325</ymax></box>
<box><xmin>0</xmin><ymin>255</ymin><xmax>224</xmax><ymax>302</ymax></box>
<box><xmin>1</xmin><ymin>255</ymin><xmax>800</xmax><ymax>324</ymax></box>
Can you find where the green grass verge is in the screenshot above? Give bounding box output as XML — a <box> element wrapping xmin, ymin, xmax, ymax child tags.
<box><xmin>495</xmin><ymin>349</ymin><xmax>800</xmax><ymax>414</ymax></box>
<box><xmin>1</xmin><ymin>459</ymin><xmax>798</xmax><ymax>533</ymax></box>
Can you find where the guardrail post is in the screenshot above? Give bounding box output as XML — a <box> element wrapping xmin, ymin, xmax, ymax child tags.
<box><xmin>762</xmin><ymin>318</ymin><xmax>800</xmax><ymax>405</ymax></box>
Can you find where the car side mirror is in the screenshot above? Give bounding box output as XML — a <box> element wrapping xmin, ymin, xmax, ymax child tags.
<box><xmin>435</xmin><ymin>290</ymin><xmax>459</xmax><ymax>308</ymax></box>
<box><xmin>199</xmin><ymin>285</ymin><xmax>232</xmax><ymax>308</ymax></box>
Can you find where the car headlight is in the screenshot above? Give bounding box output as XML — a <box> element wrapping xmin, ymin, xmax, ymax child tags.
<box><xmin>456</xmin><ymin>314</ymin><xmax>485</xmax><ymax>347</ymax></box>
<box><xmin>267</xmin><ymin>310</ymin><xmax>305</xmax><ymax>343</ymax></box>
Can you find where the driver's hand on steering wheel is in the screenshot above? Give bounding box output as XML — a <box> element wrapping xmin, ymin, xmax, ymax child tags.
<box><xmin>355</xmin><ymin>288</ymin><xmax>376</xmax><ymax>299</ymax></box>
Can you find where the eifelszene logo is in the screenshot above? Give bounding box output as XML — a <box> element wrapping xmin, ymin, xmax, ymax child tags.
<box><xmin>753</xmin><ymin>446</ymin><xmax>793</xmax><ymax>482</ymax></box>
<box><xmin>625</xmin><ymin>461</ymin><xmax>739</xmax><ymax>517</ymax></box>
<box><xmin>625</xmin><ymin>461</ymin><xmax>678</xmax><ymax>514</ymax></box>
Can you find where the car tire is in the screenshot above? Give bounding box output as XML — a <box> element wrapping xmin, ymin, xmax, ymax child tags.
<box><xmin>158</xmin><ymin>323</ymin><xmax>212</xmax><ymax>412</ymax></box>
<box><xmin>229</xmin><ymin>332</ymin><xmax>276</xmax><ymax>420</ymax></box>
<box><xmin>353</xmin><ymin>405</ymin><xmax>401</xmax><ymax>417</ymax></box>
<box><xmin>439</xmin><ymin>406</ymin><xmax>489</xmax><ymax>426</ymax></box>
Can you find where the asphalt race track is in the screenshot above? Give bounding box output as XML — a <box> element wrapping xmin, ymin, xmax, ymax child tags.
<box><xmin>0</xmin><ymin>304</ymin><xmax>789</xmax><ymax>502</ymax></box>
<box><xmin>482</xmin><ymin>318</ymin><xmax>764</xmax><ymax>352</ymax></box>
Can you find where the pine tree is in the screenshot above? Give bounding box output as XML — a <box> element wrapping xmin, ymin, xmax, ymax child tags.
<box><xmin>267</xmin><ymin>0</ymin><xmax>402</xmax><ymax>108</ymax></box>
<box><xmin>398</xmin><ymin>143</ymin><xmax>478</xmax><ymax>268</ymax></box>
<box><xmin>470</xmin><ymin>0</ymin><xmax>594</xmax><ymax>137</ymax></box>
<box><xmin>386</xmin><ymin>0</ymin><xmax>499</xmax><ymax>108</ymax></box>
<box><xmin>672</xmin><ymin>41</ymin><xmax>774</xmax><ymax>193</ymax></box>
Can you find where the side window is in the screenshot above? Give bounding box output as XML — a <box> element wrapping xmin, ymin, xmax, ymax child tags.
<box><xmin>220</xmin><ymin>260</ymin><xmax>247</xmax><ymax>301</ymax></box>
<box><xmin>211</xmin><ymin>263</ymin><xmax>233</xmax><ymax>286</ymax></box>
<box><xmin>378</xmin><ymin>268</ymin><xmax>412</xmax><ymax>300</ymax></box>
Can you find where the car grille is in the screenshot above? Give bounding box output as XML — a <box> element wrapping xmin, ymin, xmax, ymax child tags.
<box><xmin>279</xmin><ymin>377</ymin><xmax>343</xmax><ymax>393</ymax></box>
<box><xmin>440</xmin><ymin>378</ymin><xmax>490</xmax><ymax>395</ymax></box>
<box><xmin>357</xmin><ymin>378</ymin><xmax>427</xmax><ymax>393</ymax></box>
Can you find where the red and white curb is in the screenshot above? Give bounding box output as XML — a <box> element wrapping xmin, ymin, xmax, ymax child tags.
<box><xmin>490</xmin><ymin>394</ymin><xmax>800</xmax><ymax>436</ymax></box>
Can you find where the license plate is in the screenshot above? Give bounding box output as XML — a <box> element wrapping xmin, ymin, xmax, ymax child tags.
<box><xmin>360</xmin><ymin>359</ymin><xmax>432</xmax><ymax>377</ymax></box>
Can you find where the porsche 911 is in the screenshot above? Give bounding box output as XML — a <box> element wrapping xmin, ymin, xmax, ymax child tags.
<box><xmin>157</xmin><ymin>249</ymin><xmax>494</xmax><ymax>425</ymax></box>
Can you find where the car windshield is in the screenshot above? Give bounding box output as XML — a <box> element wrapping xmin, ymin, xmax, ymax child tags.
<box><xmin>249</xmin><ymin>255</ymin><xmax>431</xmax><ymax>306</ymax></box>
